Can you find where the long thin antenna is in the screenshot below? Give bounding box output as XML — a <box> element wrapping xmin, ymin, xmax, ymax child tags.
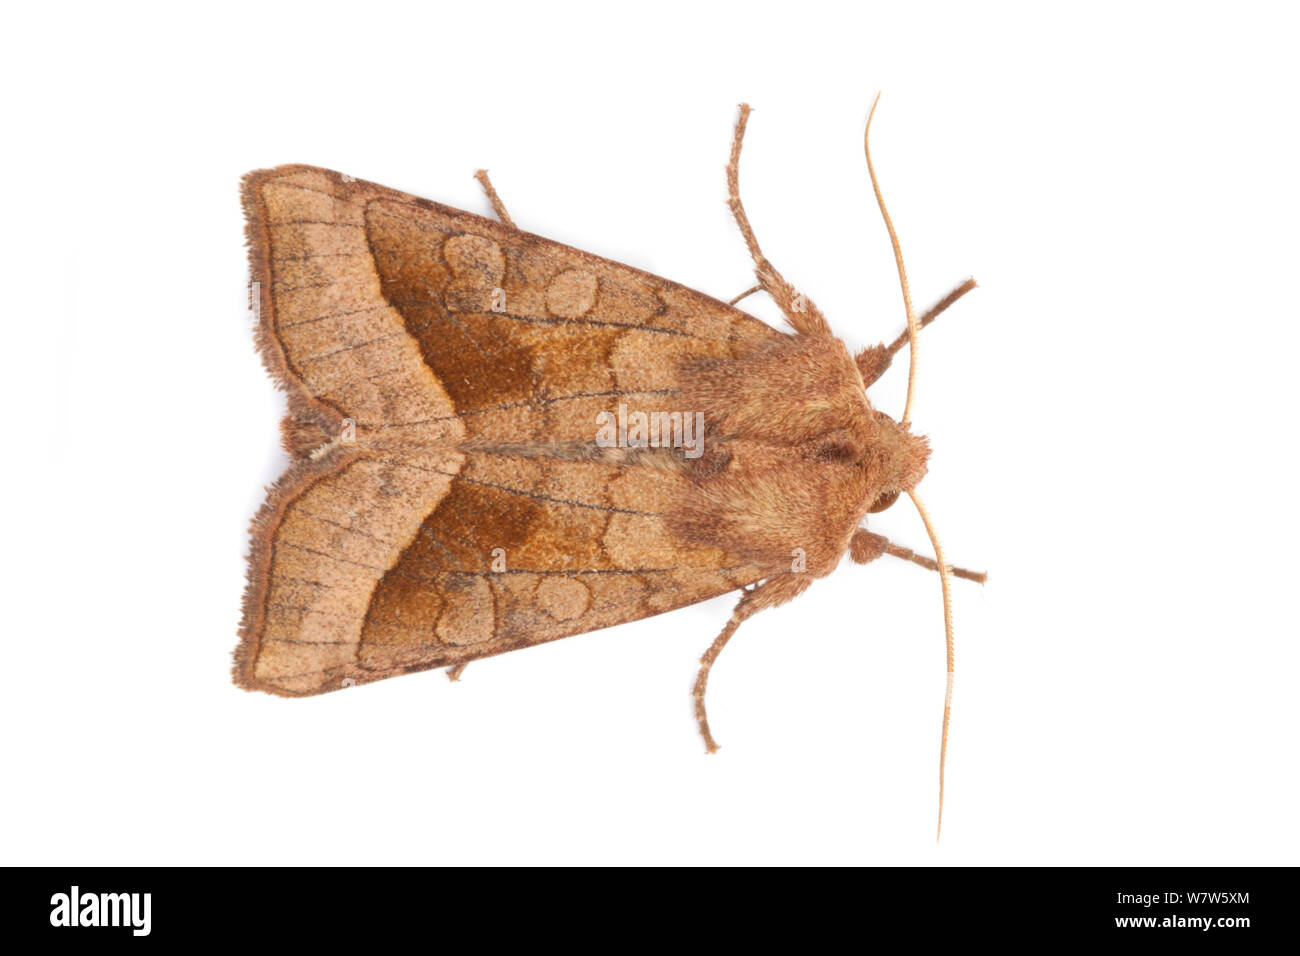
<box><xmin>864</xmin><ymin>93</ymin><xmax>920</xmax><ymax>426</ymax></box>
<box><xmin>908</xmin><ymin>489</ymin><xmax>955</xmax><ymax>841</ymax></box>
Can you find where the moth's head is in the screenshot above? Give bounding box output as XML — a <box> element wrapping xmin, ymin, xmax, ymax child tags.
<box><xmin>862</xmin><ymin>407</ymin><xmax>929</xmax><ymax>513</ymax></box>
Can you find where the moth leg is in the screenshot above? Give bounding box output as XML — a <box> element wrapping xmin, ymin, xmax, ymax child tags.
<box><xmin>850</xmin><ymin>528</ymin><xmax>986</xmax><ymax>584</ymax></box>
<box><xmin>726</xmin><ymin>105</ymin><xmax>831</xmax><ymax>336</ymax></box>
<box><xmin>693</xmin><ymin>574</ymin><xmax>812</xmax><ymax>753</ymax></box>
<box><xmin>727</xmin><ymin>284</ymin><xmax>763</xmax><ymax>307</ymax></box>
<box><xmin>445</xmin><ymin>663</ymin><xmax>468</xmax><ymax>682</ymax></box>
<box><xmin>473</xmin><ymin>169</ymin><xmax>515</xmax><ymax>227</ymax></box>
<box><xmin>855</xmin><ymin>279</ymin><xmax>979</xmax><ymax>388</ymax></box>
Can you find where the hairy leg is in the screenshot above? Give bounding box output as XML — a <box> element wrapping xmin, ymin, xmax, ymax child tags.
<box><xmin>693</xmin><ymin>573</ymin><xmax>812</xmax><ymax>752</ymax></box>
<box><xmin>474</xmin><ymin>169</ymin><xmax>515</xmax><ymax>227</ymax></box>
<box><xmin>725</xmin><ymin>105</ymin><xmax>831</xmax><ymax>336</ymax></box>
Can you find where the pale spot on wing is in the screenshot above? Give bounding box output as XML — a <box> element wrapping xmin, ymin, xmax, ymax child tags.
<box><xmin>536</xmin><ymin>576</ymin><xmax>592</xmax><ymax>621</ymax></box>
<box><xmin>603</xmin><ymin>513</ymin><xmax>730</xmax><ymax>570</ymax></box>
<box><xmin>546</xmin><ymin>269</ymin><xmax>599</xmax><ymax>318</ymax></box>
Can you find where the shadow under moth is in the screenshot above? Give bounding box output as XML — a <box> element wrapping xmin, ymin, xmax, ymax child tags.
<box><xmin>236</xmin><ymin>98</ymin><xmax>983</xmax><ymax>836</ymax></box>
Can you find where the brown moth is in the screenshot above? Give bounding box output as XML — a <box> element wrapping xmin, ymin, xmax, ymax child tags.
<box><xmin>236</xmin><ymin>98</ymin><xmax>982</xmax><ymax>835</ymax></box>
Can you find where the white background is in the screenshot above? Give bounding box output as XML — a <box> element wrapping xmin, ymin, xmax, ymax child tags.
<box><xmin>3</xmin><ymin>1</ymin><xmax>1297</xmax><ymax>866</ymax></box>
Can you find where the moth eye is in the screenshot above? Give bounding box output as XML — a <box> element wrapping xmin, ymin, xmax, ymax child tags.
<box><xmin>868</xmin><ymin>489</ymin><xmax>900</xmax><ymax>513</ymax></box>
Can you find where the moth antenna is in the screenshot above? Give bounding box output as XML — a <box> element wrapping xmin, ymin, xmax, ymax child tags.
<box><xmin>864</xmin><ymin>93</ymin><xmax>920</xmax><ymax>426</ymax></box>
<box><xmin>907</xmin><ymin>489</ymin><xmax>955</xmax><ymax>842</ymax></box>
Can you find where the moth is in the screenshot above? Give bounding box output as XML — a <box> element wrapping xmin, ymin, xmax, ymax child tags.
<box><xmin>236</xmin><ymin>98</ymin><xmax>983</xmax><ymax>834</ymax></box>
